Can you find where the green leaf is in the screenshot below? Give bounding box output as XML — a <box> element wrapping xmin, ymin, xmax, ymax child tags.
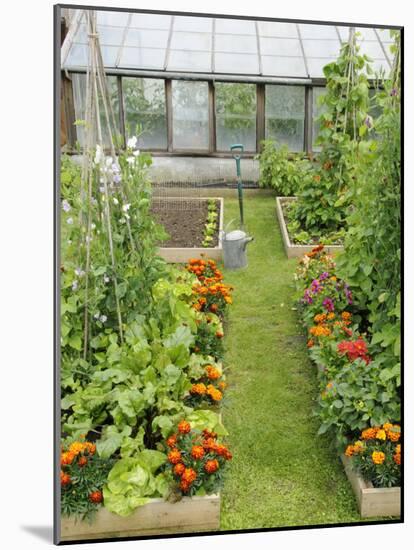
<box><xmin>68</xmin><ymin>334</ymin><xmax>82</xmax><ymax>351</ymax></box>
<box><xmin>97</xmin><ymin>425</ymin><xmax>132</xmax><ymax>458</ymax></box>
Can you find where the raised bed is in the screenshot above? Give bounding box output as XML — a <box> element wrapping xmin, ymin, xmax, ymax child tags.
<box><xmin>276</xmin><ymin>197</ymin><xmax>344</xmax><ymax>259</ymax></box>
<box><xmin>154</xmin><ymin>197</ymin><xmax>224</xmax><ymax>263</ymax></box>
<box><xmin>60</xmin><ymin>493</ymin><xmax>220</xmax><ymax>542</ymax></box>
<box><xmin>341</xmin><ymin>455</ymin><xmax>401</xmax><ymax>518</ymax></box>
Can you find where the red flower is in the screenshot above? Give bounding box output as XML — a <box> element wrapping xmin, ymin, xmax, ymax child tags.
<box><xmin>168</xmin><ymin>449</ymin><xmax>182</xmax><ymax>464</ymax></box>
<box><xmin>178</xmin><ymin>420</ymin><xmax>191</xmax><ymax>434</ymax></box>
<box><xmin>89</xmin><ymin>490</ymin><xmax>103</xmax><ymax>504</ymax></box>
<box><xmin>173</xmin><ymin>463</ymin><xmax>185</xmax><ymax>476</ymax></box>
<box><xmin>204</xmin><ymin>459</ymin><xmax>219</xmax><ymax>474</ymax></box>
<box><xmin>166</xmin><ymin>434</ymin><xmax>177</xmax><ymax>448</ymax></box>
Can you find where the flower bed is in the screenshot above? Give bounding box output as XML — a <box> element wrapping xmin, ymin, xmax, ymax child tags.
<box><xmin>155</xmin><ymin>198</ymin><xmax>224</xmax><ymax>263</ymax></box>
<box><xmin>276</xmin><ymin>197</ymin><xmax>344</xmax><ymax>258</ymax></box>
<box><xmin>60</xmin><ymin>139</ymin><xmax>235</xmax><ymax>542</ymax></box>
<box><xmin>294</xmin><ymin>245</ymin><xmax>401</xmax><ymax>517</ymax></box>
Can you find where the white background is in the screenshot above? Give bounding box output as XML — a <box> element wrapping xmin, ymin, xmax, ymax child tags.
<box><xmin>0</xmin><ymin>0</ymin><xmax>412</xmax><ymax>548</ymax></box>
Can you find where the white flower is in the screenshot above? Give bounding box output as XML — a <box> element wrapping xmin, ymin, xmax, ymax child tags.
<box><xmin>99</xmin><ymin>315</ymin><xmax>107</xmax><ymax>323</ymax></box>
<box><xmin>62</xmin><ymin>199</ymin><xmax>71</xmax><ymax>212</ymax></box>
<box><xmin>85</xmin><ymin>235</ymin><xmax>92</xmax><ymax>243</ymax></box>
<box><xmin>72</xmin><ymin>280</ymin><xmax>78</xmax><ymax>291</ymax></box>
<box><xmin>113</xmin><ymin>197</ymin><xmax>119</xmax><ymax>205</ymax></box>
<box><xmin>91</xmin><ymin>223</ymin><xmax>96</xmax><ymax>230</ymax></box>
<box><xmin>133</xmin><ymin>149</ymin><xmax>140</xmax><ymax>157</ymax></box>
<box><xmin>105</xmin><ymin>156</ymin><xmax>113</xmax><ymax>167</ymax></box>
<box><xmin>67</xmin><ymin>239</ymin><xmax>72</xmax><ymax>245</ymax></box>
<box><xmin>94</xmin><ymin>145</ymin><xmax>103</xmax><ymax>165</ymax></box>
<box><xmin>99</xmin><ymin>185</ymin><xmax>105</xmax><ymax>193</ymax></box>
<box><xmin>75</xmin><ymin>267</ymin><xmax>85</xmax><ymax>277</ymax></box>
<box><xmin>127</xmin><ymin>136</ymin><xmax>137</xmax><ymax>149</ymax></box>
<box><xmin>122</xmin><ymin>203</ymin><xmax>131</xmax><ymax>212</ymax></box>
<box><xmin>124</xmin><ymin>213</ymin><xmax>130</xmax><ymax>220</ymax></box>
<box><xmin>67</xmin><ymin>217</ymin><xmax>73</xmax><ymax>225</ymax></box>
<box><xmin>103</xmin><ymin>275</ymin><xmax>110</xmax><ymax>283</ymax></box>
<box><xmin>126</xmin><ymin>156</ymin><xmax>135</xmax><ymax>165</ymax></box>
<box><xmin>93</xmin><ymin>313</ymin><xmax>99</xmax><ymax>319</ymax></box>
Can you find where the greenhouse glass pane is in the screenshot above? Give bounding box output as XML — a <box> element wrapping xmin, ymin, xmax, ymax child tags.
<box><xmin>101</xmin><ymin>46</ymin><xmax>119</xmax><ymax>66</ymax></box>
<box><xmin>312</xmin><ymin>86</ymin><xmax>327</xmax><ymax>151</ymax></box>
<box><xmin>73</xmin><ymin>23</ymin><xmax>88</xmax><ymax>44</ymax></box>
<box><xmin>302</xmin><ymin>39</ymin><xmax>340</xmax><ymax>58</ymax></box>
<box><xmin>265</xmin><ymin>85</ymin><xmax>305</xmax><ymax>151</ymax></box>
<box><xmin>119</xmin><ymin>47</ymin><xmax>165</xmax><ymax>69</ymax></box>
<box><xmin>357</xmin><ymin>27</ymin><xmax>377</xmax><ymax>41</ymax></box>
<box><xmin>72</xmin><ymin>73</ymin><xmax>120</xmax><ymax>148</ymax></box>
<box><xmin>375</xmin><ymin>28</ymin><xmax>394</xmax><ymax>43</ymax></box>
<box><xmin>215</xmin><ymin>33</ymin><xmax>257</xmax><ymax>53</ymax></box>
<box><xmin>97</xmin><ymin>10</ymin><xmax>129</xmax><ymax>27</ymax></box>
<box><xmin>172</xmin><ymin>81</ymin><xmax>209</xmax><ymax>150</ymax></box>
<box><xmin>124</xmin><ymin>28</ymin><xmax>169</xmax><ymax>49</ymax></box>
<box><xmin>306</xmin><ymin>57</ymin><xmax>336</xmax><ymax>78</ymax></box>
<box><xmin>359</xmin><ymin>40</ymin><xmax>386</xmax><ymax>59</ymax></box>
<box><xmin>170</xmin><ymin>31</ymin><xmax>212</xmax><ymax>51</ymax></box>
<box><xmin>299</xmin><ymin>24</ymin><xmax>338</xmax><ymax>39</ymax></box>
<box><xmin>122</xmin><ymin>77</ymin><xmax>167</xmax><ymax>149</ymax></box>
<box><xmin>261</xmin><ymin>55</ymin><xmax>307</xmax><ymax>78</ymax></box>
<box><xmin>336</xmin><ymin>26</ymin><xmax>351</xmax><ymax>42</ymax></box>
<box><xmin>215</xmin><ymin>18</ymin><xmax>256</xmax><ymax>35</ymax></box>
<box><xmin>174</xmin><ymin>16</ymin><xmax>213</xmax><ymax>32</ymax></box>
<box><xmin>215</xmin><ymin>52</ymin><xmax>259</xmax><ymax>74</ymax></box>
<box><xmin>65</xmin><ymin>43</ymin><xmax>88</xmax><ymax>67</ymax></box>
<box><xmin>258</xmin><ymin>21</ymin><xmax>298</xmax><ymax>38</ymax></box>
<box><xmin>215</xmin><ymin>83</ymin><xmax>257</xmax><ymax>152</ymax></box>
<box><xmin>260</xmin><ymin>37</ymin><xmax>303</xmax><ymax>56</ymax></box>
<box><xmin>130</xmin><ymin>13</ymin><xmax>172</xmax><ymax>30</ymax></box>
<box><xmin>168</xmin><ymin>50</ymin><xmax>212</xmax><ymax>72</ymax></box>
<box><xmin>97</xmin><ymin>25</ymin><xmax>126</xmax><ymax>45</ymax></box>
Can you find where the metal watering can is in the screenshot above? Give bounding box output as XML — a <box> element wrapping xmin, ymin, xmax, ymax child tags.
<box><xmin>222</xmin><ymin>223</ymin><xmax>254</xmax><ymax>270</ymax></box>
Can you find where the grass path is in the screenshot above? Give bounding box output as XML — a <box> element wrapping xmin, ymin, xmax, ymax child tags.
<box><xmin>220</xmin><ymin>195</ymin><xmax>361</xmax><ymax>529</ymax></box>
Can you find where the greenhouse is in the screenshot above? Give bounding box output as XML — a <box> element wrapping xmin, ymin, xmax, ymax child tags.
<box><xmin>61</xmin><ymin>9</ymin><xmax>393</xmax><ymax>155</ymax></box>
<box><xmin>57</xmin><ymin>5</ymin><xmax>402</xmax><ymax>544</ymax></box>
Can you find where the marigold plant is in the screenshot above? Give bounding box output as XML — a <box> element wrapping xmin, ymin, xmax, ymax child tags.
<box><xmin>344</xmin><ymin>423</ymin><xmax>401</xmax><ymax>487</ymax></box>
<box><xmin>165</xmin><ymin>423</ymin><xmax>232</xmax><ymax>496</ymax></box>
<box><xmin>186</xmin><ymin>363</ymin><xmax>226</xmax><ymax>407</ymax></box>
<box><xmin>186</xmin><ymin>258</ymin><xmax>233</xmax><ymax>316</ymax></box>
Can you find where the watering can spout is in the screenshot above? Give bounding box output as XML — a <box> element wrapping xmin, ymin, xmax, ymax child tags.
<box><xmin>242</xmin><ymin>236</ymin><xmax>254</xmax><ymax>251</ymax></box>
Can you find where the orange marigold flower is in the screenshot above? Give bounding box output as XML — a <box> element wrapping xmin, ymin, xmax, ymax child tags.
<box><xmin>218</xmin><ymin>381</ymin><xmax>227</xmax><ymax>391</ymax></box>
<box><xmin>330</xmin><ymin>276</ymin><xmax>337</xmax><ymax>281</ymax></box>
<box><xmin>84</xmin><ymin>442</ymin><xmax>96</xmax><ymax>455</ymax></box>
<box><xmin>60</xmin><ymin>451</ymin><xmax>76</xmax><ymax>466</ymax></box>
<box><xmin>326</xmin><ymin>382</ymin><xmax>333</xmax><ymax>390</ymax></box>
<box><xmin>307</xmin><ymin>339</ymin><xmax>314</xmax><ymax>348</ymax></box>
<box><xmin>327</xmin><ymin>312</ymin><xmax>335</xmax><ymax>320</ymax></box>
<box><xmin>224</xmin><ymin>296</ymin><xmax>232</xmax><ymax>304</ymax></box>
<box><xmin>202</xmin><ymin>437</ymin><xmax>218</xmax><ymax>451</ymax></box>
<box><xmin>166</xmin><ymin>435</ymin><xmax>177</xmax><ymax>448</ymax></box>
<box><xmin>361</xmin><ymin>427</ymin><xmax>378</xmax><ymax>440</ymax></box>
<box><xmin>190</xmin><ymin>383</ymin><xmax>207</xmax><ymax>396</ymax></box>
<box><xmin>382</xmin><ymin>422</ymin><xmax>393</xmax><ymax>431</ymax></box>
<box><xmin>168</xmin><ymin>449</ymin><xmax>182</xmax><ymax>465</ymax></box>
<box><xmin>182</xmin><ymin>468</ymin><xmax>197</xmax><ymax>484</ymax></box>
<box><xmin>210</xmin><ymin>304</ymin><xmax>218</xmax><ymax>313</ymax></box>
<box><xmin>314</xmin><ymin>313</ymin><xmax>327</xmax><ymax>324</ymax></box>
<box><xmin>78</xmin><ymin>456</ymin><xmax>88</xmax><ymax>467</ymax></box>
<box><xmin>60</xmin><ymin>471</ymin><xmax>71</xmax><ymax>486</ymax></box>
<box><xmin>376</xmin><ymin>429</ymin><xmax>387</xmax><ymax>441</ymax></box>
<box><xmin>205</xmin><ymin>365</ymin><xmax>221</xmax><ymax>380</ymax></box>
<box><xmin>388</xmin><ymin>430</ymin><xmax>400</xmax><ymax>442</ymax></box>
<box><xmin>215</xmin><ymin>444</ymin><xmax>229</xmax><ymax>457</ymax></box>
<box><xmin>89</xmin><ymin>490</ymin><xmax>103</xmax><ymax>503</ymax></box>
<box><xmin>341</xmin><ymin>311</ymin><xmax>352</xmax><ymax>321</ymax></box>
<box><xmin>395</xmin><ymin>444</ymin><xmax>401</xmax><ymax>454</ymax></box>
<box><xmin>372</xmin><ymin>451</ymin><xmax>386</xmax><ymax>465</ymax></box>
<box><xmin>178</xmin><ymin>420</ymin><xmax>191</xmax><ymax>434</ymax></box>
<box><xmin>215</xmin><ymin>331</ymin><xmax>224</xmax><ymax>339</ymax></box>
<box><xmin>173</xmin><ymin>463</ymin><xmax>185</xmax><ymax>476</ymax></box>
<box><xmin>179</xmin><ymin>479</ymin><xmax>190</xmax><ymax>493</ymax></box>
<box><xmin>191</xmin><ymin>445</ymin><xmax>205</xmax><ymax>460</ymax></box>
<box><xmin>393</xmin><ymin>453</ymin><xmax>401</xmax><ymax>465</ymax></box>
<box><xmin>345</xmin><ymin>445</ymin><xmax>355</xmax><ymax>457</ymax></box>
<box><xmin>202</xmin><ymin>429</ymin><xmax>217</xmax><ymax>439</ymax></box>
<box><xmin>204</xmin><ymin>459</ymin><xmax>219</xmax><ymax>474</ymax></box>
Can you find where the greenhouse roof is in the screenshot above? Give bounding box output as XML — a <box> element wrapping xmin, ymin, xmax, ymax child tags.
<box><xmin>61</xmin><ymin>9</ymin><xmax>395</xmax><ymax>80</ymax></box>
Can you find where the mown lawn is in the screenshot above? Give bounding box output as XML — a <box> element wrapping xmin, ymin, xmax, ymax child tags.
<box><xmin>219</xmin><ymin>194</ymin><xmax>362</xmax><ymax>529</ymax></box>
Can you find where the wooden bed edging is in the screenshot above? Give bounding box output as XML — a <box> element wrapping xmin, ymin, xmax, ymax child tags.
<box><xmin>276</xmin><ymin>197</ymin><xmax>344</xmax><ymax>259</ymax></box>
<box><xmin>60</xmin><ymin>493</ymin><xmax>220</xmax><ymax>542</ymax></box>
<box><xmin>341</xmin><ymin>455</ymin><xmax>400</xmax><ymax>518</ymax></box>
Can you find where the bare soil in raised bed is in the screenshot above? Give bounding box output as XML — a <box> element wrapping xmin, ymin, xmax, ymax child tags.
<box><xmin>151</xmin><ymin>199</ymin><xmax>220</xmax><ymax>248</ymax></box>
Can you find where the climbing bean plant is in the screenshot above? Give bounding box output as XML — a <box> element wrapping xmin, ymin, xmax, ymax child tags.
<box><xmin>288</xmin><ymin>29</ymin><xmax>372</xmax><ymax>242</ymax></box>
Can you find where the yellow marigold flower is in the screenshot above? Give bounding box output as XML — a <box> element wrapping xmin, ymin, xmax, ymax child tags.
<box><xmin>190</xmin><ymin>383</ymin><xmax>207</xmax><ymax>395</ymax></box>
<box><xmin>205</xmin><ymin>365</ymin><xmax>221</xmax><ymax>380</ymax></box>
<box><xmin>330</xmin><ymin>276</ymin><xmax>337</xmax><ymax>281</ymax></box>
<box><xmin>224</xmin><ymin>295</ymin><xmax>232</xmax><ymax>304</ymax></box>
<box><xmin>345</xmin><ymin>445</ymin><xmax>355</xmax><ymax>457</ymax></box>
<box><xmin>326</xmin><ymin>382</ymin><xmax>333</xmax><ymax>390</ymax></box>
<box><xmin>361</xmin><ymin>427</ymin><xmax>378</xmax><ymax>440</ymax></box>
<box><xmin>372</xmin><ymin>451</ymin><xmax>386</xmax><ymax>465</ymax></box>
<box><xmin>69</xmin><ymin>442</ymin><xmax>86</xmax><ymax>456</ymax></box>
<box><xmin>327</xmin><ymin>312</ymin><xmax>335</xmax><ymax>320</ymax></box>
<box><xmin>354</xmin><ymin>440</ymin><xmax>364</xmax><ymax>450</ymax></box>
<box><xmin>395</xmin><ymin>444</ymin><xmax>401</xmax><ymax>454</ymax></box>
<box><xmin>383</xmin><ymin>422</ymin><xmax>393</xmax><ymax>431</ymax></box>
<box><xmin>387</xmin><ymin>428</ymin><xmax>401</xmax><ymax>442</ymax></box>
<box><xmin>341</xmin><ymin>311</ymin><xmax>351</xmax><ymax>321</ymax></box>
<box><xmin>376</xmin><ymin>429</ymin><xmax>387</xmax><ymax>441</ymax></box>
<box><xmin>314</xmin><ymin>313</ymin><xmax>327</xmax><ymax>324</ymax></box>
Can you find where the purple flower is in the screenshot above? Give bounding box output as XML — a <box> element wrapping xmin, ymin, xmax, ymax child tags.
<box><xmin>311</xmin><ymin>279</ymin><xmax>322</xmax><ymax>294</ymax></box>
<box><xmin>72</xmin><ymin>280</ymin><xmax>78</xmax><ymax>291</ymax></box>
<box><xmin>62</xmin><ymin>199</ymin><xmax>71</xmax><ymax>212</ymax></box>
<box><xmin>303</xmin><ymin>289</ymin><xmax>314</xmax><ymax>304</ymax></box>
<box><xmin>364</xmin><ymin>116</ymin><xmax>373</xmax><ymax>129</ymax></box>
<box><xmin>319</xmin><ymin>272</ymin><xmax>329</xmax><ymax>281</ymax></box>
<box><xmin>113</xmin><ymin>174</ymin><xmax>122</xmax><ymax>184</ymax></box>
<box><xmin>390</xmin><ymin>87</ymin><xmax>398</xmax><ymax>97</ymax></box>
<box><xmin>323</xmin><ymin>297</ymin><xmax>334</xmax><ymax>312</ymax></box>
